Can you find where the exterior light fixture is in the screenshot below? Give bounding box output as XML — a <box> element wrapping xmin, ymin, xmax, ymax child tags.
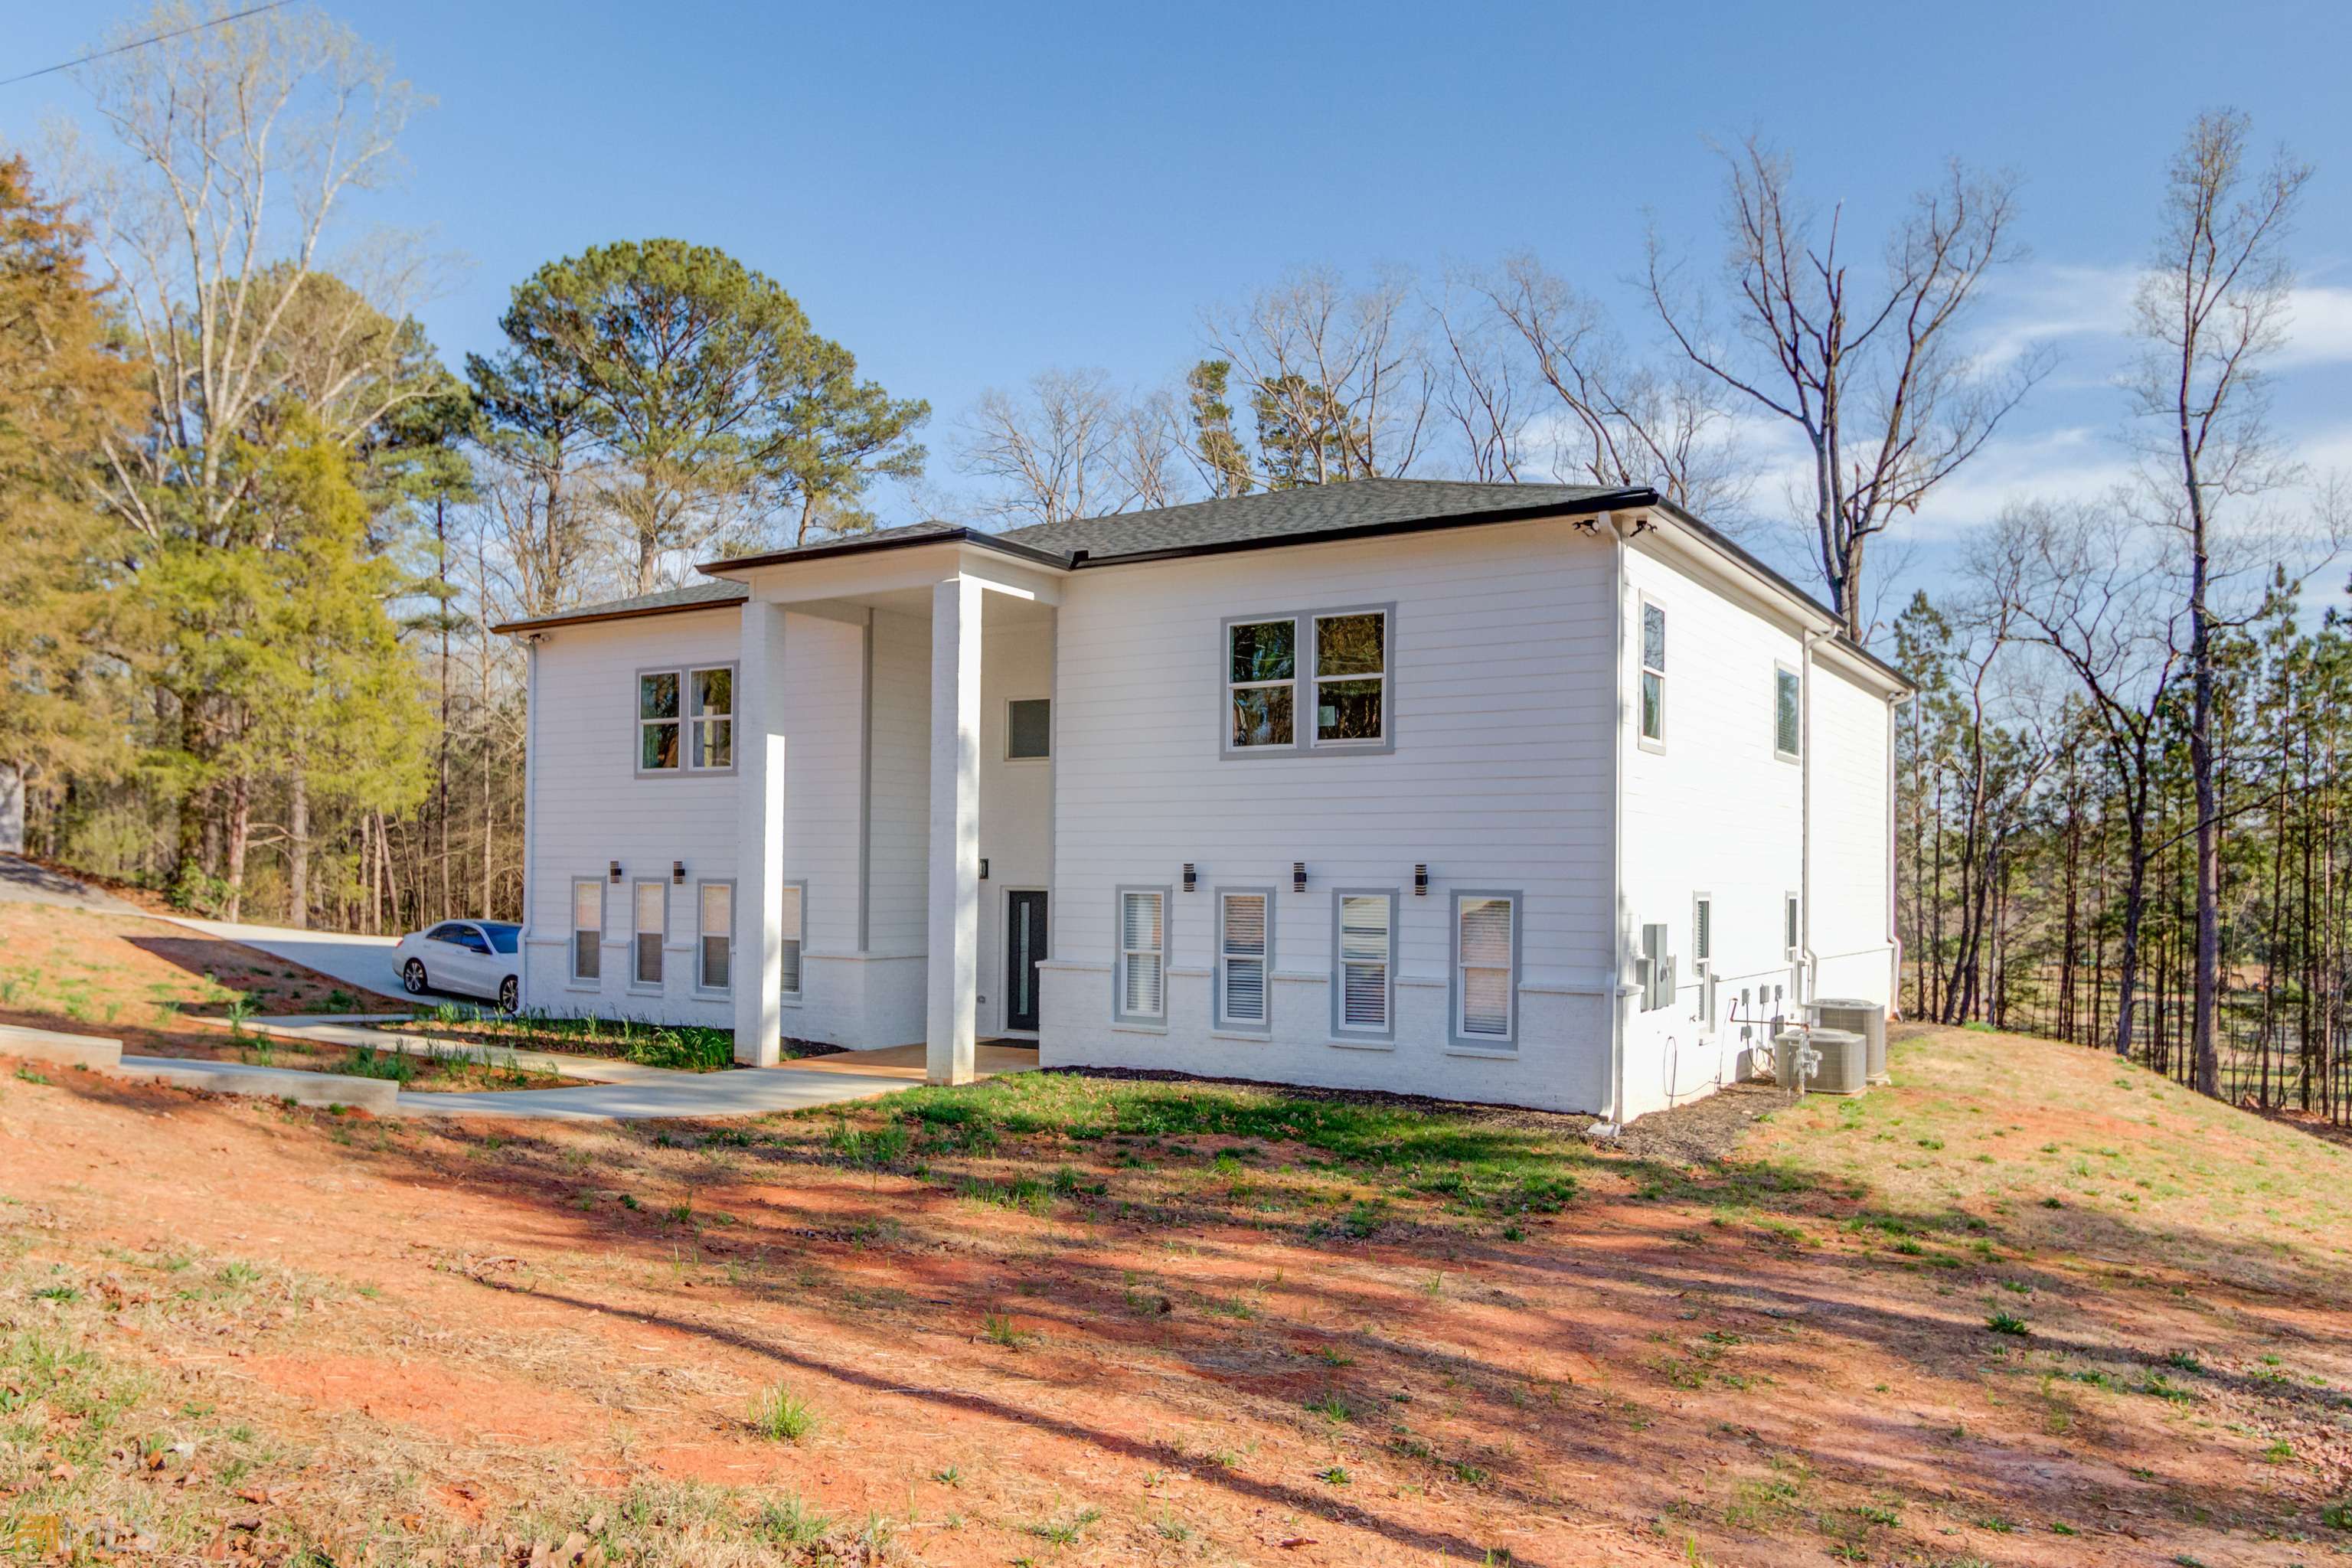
<box><xmin>1182</xmin><ymin>863</ymin><xmax>1197</xmax><ymax>893</ymax></box>
<box><xmin>672</xmin><ymin>860</ymin><xmax>685</xmax><ymax>884</ymax></box>
<box><xmin>978</xmin><ymin>857</ymin><xmax>990</xmax><ymax>880</ymax></box>
<box><xmin>1414</xmin><ymin>864</ymin><xmax>1429</xmax><ymax>897</ymax></box>
<box><xmin>608</xmin><ymin>860</ymin><xmax>622</xmax><ymax>884</ymax></box>
<box><xmin>1292</xmin><ymin>861</ymin><xmax>1307</xmax><ymax>893</ymax></box>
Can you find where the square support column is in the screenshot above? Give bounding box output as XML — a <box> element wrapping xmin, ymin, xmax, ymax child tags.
<box><xmin>926</xmin><ymin>573</ymin><xmax>983</xmax><ymax>1085</ymax></box>
<box><xmin>734</xmin><ymin>598</ymin><xmax>788</xmax><ymax>1066</ymax></box>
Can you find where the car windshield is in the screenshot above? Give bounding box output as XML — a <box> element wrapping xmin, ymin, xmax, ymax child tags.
<box><xmin>480</xmin><ymin>923</ymin><xmax>521</xmax><ymax>955</ymax></box>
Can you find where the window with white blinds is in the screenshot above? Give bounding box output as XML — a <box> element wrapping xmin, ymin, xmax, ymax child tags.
<box><xmin>570</xmin><ymin>879</ymin><xmax>603</xmax><ymax>982</ymax></box>
<box><xmin>633</xmin><ymin>881</ymin><xmax>666</xmax><ymax>988</ymax></box>
<box><xmin>697</xmin><ymin>882</ymin><xmax>733</xmax><ymax>993</ymax></box>
<box><xmin>1116</xmin><ymin>887</ymin><xmax>1167</xmax><ymax>1023</ymax></box>
<box><xmin>779</xmin><ymin>884</ymin><xmax>805</xmax><ymax>997</ymax></box>
<box><xmin>1454</xmin><ymin>892</ymin><xmax>1518</xmax><ymax>1045</ymax></box>
<box><xmin>1217</xmin><ymin>890</ymin><xmax>1271</xmax><ymax>1030</ymax></box>
<box><xmin>1332</xmin><ymin>892</ymin><xmax>1395</xmax><ymax>1037</ymax></box>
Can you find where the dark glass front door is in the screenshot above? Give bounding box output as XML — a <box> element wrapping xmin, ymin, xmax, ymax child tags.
<box><xmin>1005</xmin><ymin>891</ymin><xmax>1048</xmax><ymax>1032</ymax></box>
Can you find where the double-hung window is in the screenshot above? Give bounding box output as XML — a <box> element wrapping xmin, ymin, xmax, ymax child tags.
<box><xmin>633</xmin><ymin>881</ymin><xmax>666</xmax><ymax>988</ymax></box>
<box><xmin>1223</xmin><ymin>607</ymin><xmax>1393</xmax><ymax>754</ymax></box>
<box><xmin>1116</xmin><ymin>887</ymin><xmax>1168</xmax><ymax>1024</ymax></box>
<box><xmin>1639</xmin><ymin>600</ymin><xmax>1666</xmax><ymax>745</ymax></box>
<box><xmin>639</xmin><ymin>665</ymin><xmax>737</xmax><ymax>774</ymax></box>
<box><xmin>1452</xmin><ymin>891</ymin><xmax>1520</xmax><ymax>1047</ymax></box>
<box><xmin>779</xmin><ymin>883</ymin><xmax>804</xmax><ymax>998</ymax></box>
<box><xmin>1332</xmin><ymin>891</ymin><xmax>1396</xmax><ymax>1040</ymax></box>
<box><xmin>1227</xmin><ymin>619</ymin><xmax>1297</xmax><ymax>749</ymax></box>
<box><xmin>1773</xmin><ymin>664</ymin><xmax>1802</xmax><ymax>761</ymax></box>
<box><xmin>1216</xmin><ymin>890</ymin><xmax>1272</xmax><ymax>1031</ymax></box>
<box><xmin>697</xmin><ymin>881</ymin><xmax>733</xmax><ymax>993</ymax></box>
<box><xmin>570</xmin><ymin>879</ymin><xmax>603</xmax><ymax>982</ymax></box>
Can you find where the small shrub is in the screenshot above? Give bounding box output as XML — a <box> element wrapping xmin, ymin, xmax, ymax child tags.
<box><xmin>1985</xmin><ymin>1312</ymin><xmax>2029</xmax><ymax>1337</ymax></box>
<box><xmin>749</xmin><ymin>1384</ymin><xmax>815</xmax><ymax>1442</ymax></box>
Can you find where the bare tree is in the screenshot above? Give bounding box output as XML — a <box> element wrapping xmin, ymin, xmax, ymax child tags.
<box><xmin>1474</xmin><ymin>255</ymin><xmax>1747</xmax><ymax>512</ymax></box>
<box><xmin>958</xmin><ymin>368</ymin><xmax>1152</xmax><ymax>527</ymax></box>
<box><xmin>1973</xmin><ymin>496</ymin><xmax>2185</xmax><ymax>1060</ymax></box>
<box><xmin>1204</xmin><ymin>266</ymin><xmax>1431</xmax><ymax>487</ymax></box>
<box><xmin>1429</xmin><ymin>275</ymin><xmax>1529</xmax><ymax>482</ymax></box>
<box><xmin>1650</xmin><ymin>139</ymin><xmax>2049</xmax><ymax>636</ymax></box>
<box><xmin>2127</xmin><ymin>109</ymin><xmax>2314</xmax><ymax>1098</ymax></box>
<box><xmin>67</xmin><ymin>1</ymin><xmax>426</xmax><ymax>540</ymax></box>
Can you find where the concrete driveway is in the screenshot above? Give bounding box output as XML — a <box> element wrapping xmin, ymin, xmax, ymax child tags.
<box><xmin>157</xmin><ymin>916</ymin><xmax>406</xmax><ymax>1001</ymax></box>
<box><xmin>0</xmin><ymin>853</ymin><xmax>141</xmax><ymax>914</ymax></box>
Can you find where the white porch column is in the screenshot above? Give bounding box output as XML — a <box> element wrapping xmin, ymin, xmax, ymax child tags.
<box><xmin>926</xmin><ymin>573</ymin><xmax>983</xmax><ymax>1085</ymax></box>
<box><xmin>734</xmin><ymin>599</ymin><xmax>788</xmax><ymax>1066</ymax></box>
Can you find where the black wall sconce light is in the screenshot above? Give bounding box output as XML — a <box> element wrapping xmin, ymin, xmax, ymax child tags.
<box><xmin>1414</xmin><ymin>864</ymin><xmax>1429</xmax><ymax>897</ymax></box>
<box><xmin>672</xmin><ymin>860</ymin><xmax>685</xmax><ymax>885</ymax></box>
<box><xmin>1182</xmin><ymin>863</ymin><xmax>1197</xmax><ymax>893</ymax></box>
<box><xmin>1292</xmin><ymin>861</ymin><xmax>1307</xmax><ymax>893</ymax></box>
<box><xmin>978</xmin><ymin>857</ymin><xmax>990</xmax><ymax>880</ymax></box>
<box><xmin>608</xmin><ymin>860</ymin><xmax>622</xmax><ymax>884</ymax></box>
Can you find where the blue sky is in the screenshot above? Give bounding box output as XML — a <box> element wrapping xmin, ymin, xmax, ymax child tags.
<box><xmin>5</xmin><ymin>0</ymin><xmax>2348</xmax><ymax>617</ymax></box>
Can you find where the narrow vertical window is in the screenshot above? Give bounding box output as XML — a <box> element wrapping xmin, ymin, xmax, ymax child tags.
<box><xmin>1784</xmin><ymin>892</ymin><xmax>1800</xmax><ymax>959</ymax></box>
<box><xmin>1118</xmin><ymin>889</ymin><xmax>1166</xmax><ymax>1021</ymax></box>
<box><xmin>1227</xmin><ymin>619</ymin><xmax>1297</xmax><ymax>748</ymax></box>
<box><xmin>1217</xmin><ymin>891</ymin><xmax>1269</xmax><ymax>1029</ymax></box>
<box><xmin>1692</xmin><ymin>893</ymin><xmax>1713</xmax><ymax>967</ymax></box>
<box><xmin>570</xmin><ymin>879</ymin><xmax>603</xmax><ymax>982</ymax></box>
<box><xmin>1639</xmin><ymin>602</ymin><xmax>1666</xmax><ymax>744</ymax></box>
<box><xmin>1334</xmin><ymin>893</ymin><xmax>1394</xmax><ymax>1036</ymax></box>
<box><xmin>1774</xmin><ymin>665</ymin><xmax>1802</xmax><ymax>760</ymax></box>
<box><xmin>1454</xmin><ymin>893</ymin><xmax>1518</xmax><ymax>1046</ymax></box>
<box><xmin>633</xmin><ymin>881</ymin><xmax>666</xmax><ymax>986</ymax></box>
<box><xmin>691</xmin><ymin>667</ymin><xmax>733</xmax><ymax>769</ymax></box>
<box><xmin>639</xmin><ymin>672</ymin><xmax>681</xmax><ymax>770</ymax></box>
<box><xmin>697</xmin><ymin>882</ymin><xmax>733</xmax><ymax>992</ymax></box>
<box><xmin>779</xmin><ymin>884</ymin><xmax>804</xmax><ymax>997</ymax></box>
<box><xmin>1312</xmin><ymin>610</ymin><xmax>1386</xmax><ymax>745</ymax></box>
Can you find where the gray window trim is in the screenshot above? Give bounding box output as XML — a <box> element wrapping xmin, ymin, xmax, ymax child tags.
<box><xmin>1328</xmin><ymin>887</ymin><xmax>1399</xmax><ymax>1042</ymax></box>
<box><xmin>1213</xmin><ymin>885</ymin><xmax>1276</xmax><ymax>1034</ymax></box>
<box><xmin>1112</xmin><ymin>884</ymin><xmax>1171</xmax><ymax>1026</ymax></box>
<box><xmin>1449</xmin><ymin>888</ymin><xmax>1523</xmax><ymax>1050</ymax></box>
<box><xmin>633</xmin><ymin>661</ymin><xmax>740</xmax><ymax>779</ymax></box>
<box><xmin>569</xmin><ymin>877</ymin><xmax>604</xmax><ymax>985</ymax></box>
<box><xmin>1219</xmin><ymin>605</ymin><xmax>1398</xmax><ymax>759</ymax></box>
<box><xmin>1783</xmin><ymin>889</ymin><xmax>1801</xmax><ymax>959</ymax></box>
<box><xmin>779</xmin><ymin>879</ymin><xmax>807</xmax><ymax>1001</ymax></box>
<box><xmin>1004</xmin><ymin>696</ymin><xmax>1052</xmax><ymax>762</ymax></box>
<box><xmin>1637</xmin><ymin>593</ymin><xmax>1667</xmax><ymax>753</ymax></box>
<box><xmin>629</xmin><ymin>878</ymin><xmax>667</xmax><ymax>991</ymax></box>
<box><xmin>1772</xmin><ymin>660</ymin><xmax>1802</xmax><ymax>763</ymax></box>
<box><xmin>694</xmin><ymin>877</ymin><xmax>736</xmax><ymax>995</ymax></box>
<box><xmin>1691</xmin><ymin>890</ymin><xmax>1714</xmax><ymax>968</ymax></box>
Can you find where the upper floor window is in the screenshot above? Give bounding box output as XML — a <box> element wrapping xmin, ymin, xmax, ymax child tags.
<box><xmin>1224</xmin><ymin>606</ymin><xmax>1393</xmax><ymax>755</ymax></box>
<box><xmin>1773</xmin><ymin>665</ymin><xmax>1802</xmax><ymax>761</ymax></box>
<box><xmin>1639</xmin><ymin>601</ymin><xmax>1666</xmax><ymax>745</ymax></box>
<box><xmin>639</xmin><ymin>665</ymin><xmax>736</xmax><ymax>773</ymax></box>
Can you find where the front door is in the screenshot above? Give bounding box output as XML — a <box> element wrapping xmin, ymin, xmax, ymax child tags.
<box><xmin>1004</xmin><ymin>890</ymin><xmax>1048</xmax><ymax>1032</ymax></box>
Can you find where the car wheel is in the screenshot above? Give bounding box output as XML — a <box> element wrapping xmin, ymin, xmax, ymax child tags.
<box><xmin>498</xmin><ymin>975</ymin><xmax>519</xmax><ymax>1014</ymax></box>
<box><xmin>403</xmin><ymin>959</ymin><xmax>428</xmax><ymax>995</ymax></box>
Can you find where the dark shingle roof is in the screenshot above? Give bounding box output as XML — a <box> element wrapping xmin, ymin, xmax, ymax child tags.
<box><xmin>995</xmin><ymin>479</ymin><xmax>1632</xmax><ymax>561</ymax></box>
<box><xmin>492</xmin><ymin>578</ymin><xmax>749</xmax><ymax>635</ymax></box>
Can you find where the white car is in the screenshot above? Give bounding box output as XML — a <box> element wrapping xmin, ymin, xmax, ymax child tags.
<box><xmin>394</xmin><ymin>920</ymin><xmax>524</xmax><ymax>1013</ymax></box>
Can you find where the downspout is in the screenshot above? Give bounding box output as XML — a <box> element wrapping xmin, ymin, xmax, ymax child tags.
<box><xmin>1599</xmin><ymin>510</ymin><xmax>1632</xmax><ymax>1134</ymax></box>
<box><xmin>1799</xmin><ymin>629</ymin><xmax>1823</xmax><ymax>1003</ymax></box>
<box><xmin>520</xmin><ymin>633</ymin><xmax>543</xmax><ymax>1004</ymax></box>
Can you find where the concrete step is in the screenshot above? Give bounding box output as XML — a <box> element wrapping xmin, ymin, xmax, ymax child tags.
<box><xmin>114</xmin><ymin>1055</ymin><xmax>402</xmax><ymax>1115</ymax></box>
<box><xmin>0</xmin><ymin>1024</ymin><xmax>125</xmax><ymax>1070</ymax></box>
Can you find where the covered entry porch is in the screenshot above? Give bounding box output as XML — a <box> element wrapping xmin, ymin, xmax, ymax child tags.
<box><xmin>702</xmin><ymin>534</ymin><xmax>1065</xmax><ymax>1085</ymax></box>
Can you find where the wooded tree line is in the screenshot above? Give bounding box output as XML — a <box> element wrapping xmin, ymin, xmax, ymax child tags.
<box><xmin>1</xmin><ymin>5</ymin><xmax>2336</xmax><ymax>1119</ymax></box>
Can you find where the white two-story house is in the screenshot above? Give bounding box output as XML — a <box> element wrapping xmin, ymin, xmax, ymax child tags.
<box><xmin>493</xmin><ymin>480</ymin><xmax>1909</xmax><ymax>1122</ymax></box>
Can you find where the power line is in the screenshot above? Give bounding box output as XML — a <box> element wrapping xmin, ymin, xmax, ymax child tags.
<box><xmin>0</xmin><ymin>2</ymin><xmax>292</xmax><ymax>90</ymax></box>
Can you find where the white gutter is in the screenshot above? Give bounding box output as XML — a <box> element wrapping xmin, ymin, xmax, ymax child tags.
<box><xmin>1885</xmin><ymin>691</ymin><xmax>1905</xmax><ymax>1018</ymax></box>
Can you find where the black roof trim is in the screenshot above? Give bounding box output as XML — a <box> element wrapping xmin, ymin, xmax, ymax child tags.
<box><xmin>1067</xmin><ymin>488</ymin><xmax>1659</xmax><ymax>567</ymax></box>
<box><xmin>697</xmin><ymin>525</ymin><xmax>1075</xmax><ymax>577</ymax></box>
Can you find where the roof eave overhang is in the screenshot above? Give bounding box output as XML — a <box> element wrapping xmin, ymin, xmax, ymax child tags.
<box><xmin>491</xmin><ymin>594</ymin><xmax>746</xmax><ymax>637</ymax></box>
<box><xmin>695</xmin><ymin>527</ymin><xmax>1076</xmax><ymax>579</ymax></box>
